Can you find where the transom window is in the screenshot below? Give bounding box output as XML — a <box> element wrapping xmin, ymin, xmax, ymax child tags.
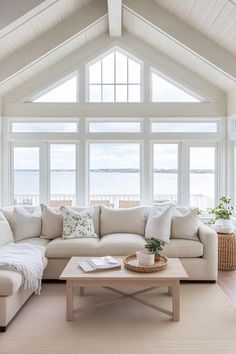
<box><xmin>88</xmin><ymin>49</ymin><xmax>142</xmax><ymax>102</ymax></box>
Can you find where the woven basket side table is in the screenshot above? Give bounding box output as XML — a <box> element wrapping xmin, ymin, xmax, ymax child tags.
<box><xmin>218</xmin><ymin>233</ymin><xmax>236</xmax><ymax>270</ymax></box>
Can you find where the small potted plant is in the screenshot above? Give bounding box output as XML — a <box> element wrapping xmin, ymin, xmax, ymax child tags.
<box><xmin>208</xmin><ymin>196</ymin><xmax>234</xmax><ymax>228</ymax></box>
<box><xmin>144</xmin><ymin>238</ymin><xmax>165</xmax><ymax>262</ymax></box>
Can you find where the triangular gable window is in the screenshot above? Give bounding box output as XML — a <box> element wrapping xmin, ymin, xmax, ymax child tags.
<box><xmin>33</xmin><ymin>76</ymin><xmax>77</xmax><ymax>102</ymax></box>
<box><xmin>152</xmin><ymin>72</ymin><xmax>200</xmax><ymax>102</ymax></box>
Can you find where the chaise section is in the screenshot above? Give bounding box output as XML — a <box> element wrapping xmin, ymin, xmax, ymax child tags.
<box><xmin>0</xmin><ymin>271</ymin><xmax>22</xmax><ymax>296</ymax></box>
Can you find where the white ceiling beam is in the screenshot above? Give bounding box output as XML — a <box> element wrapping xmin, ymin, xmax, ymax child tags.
<box><xmin>123</xmin><ymin>0</ymin><xmax>236</xmax><ymax>80</ymax></box>
<box><xmin>3</xmin><ymin>102</ymin><xmax>226</xmax><ymax>118</ymax></box>
<box><xmin>108</xmin><ymin>0</ymin><xmax>122</xmax><ymax>37</ymax></box>
<box><xmin>0</xmin><ymin>0</ymin><xmax>107</xmax><ymax>86</ymax></box>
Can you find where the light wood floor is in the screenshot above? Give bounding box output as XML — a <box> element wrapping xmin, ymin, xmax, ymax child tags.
<box><xmin>218</xmin><ymin>270</ymin><xmax>236</xmax><ymax>307</ymax></box>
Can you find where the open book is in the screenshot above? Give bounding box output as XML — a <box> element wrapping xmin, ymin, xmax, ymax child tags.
<box><xmin>79</xmin><ymin>256</ymin><xmax>121</xmax><ymax>272</ymax></box>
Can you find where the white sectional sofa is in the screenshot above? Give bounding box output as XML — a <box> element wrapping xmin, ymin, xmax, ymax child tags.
<box><xmin>0</xmin><ymin>205</ymin><xmax>218</xmax><ymax>331</ymax></box>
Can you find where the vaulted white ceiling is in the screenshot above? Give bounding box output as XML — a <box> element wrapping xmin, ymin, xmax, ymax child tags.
<box><xmin>0</xmin><ymin>0</ymin><xmax>236</xmax><ymax>97</ymax></box>
<box><xmin>154</xmin><ymin>0</ymin><xmax>236</xmax><ymax>56</ymax></box>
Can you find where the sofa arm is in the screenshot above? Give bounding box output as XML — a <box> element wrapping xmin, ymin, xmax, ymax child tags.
<box><xmin>198</xmin><ymin>222</ymin><xmax>218</xmax><ymax>268</ymax></box>
<box><xmin>0</xmin><ymin>212</ymin><xmax>14</xmax><ymax>247</ymax></box>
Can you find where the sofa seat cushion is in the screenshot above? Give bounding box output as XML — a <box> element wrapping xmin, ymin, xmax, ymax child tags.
<box><xmin>162</xmin><ymin>239</ymin><xmax>203</xmax><ymax>258</ymax></box>
<box><xmin>97</xmin><ymin>233</ymin><xmax>146</xmax><ymax>256</ymax></box>
<box><xmin>17</xmin><ymin>237</ymin><xmax>49</xmax><ymax>247</ymax></box>
<box><xmin>0</xmin><ymin>270</ymin><xmax>22</xmax><ymax>296</ymax></box>
<box><xmin>45</xmin><ymin>237</ymin><xmax>99</xmax><ymax>258</ymax></box>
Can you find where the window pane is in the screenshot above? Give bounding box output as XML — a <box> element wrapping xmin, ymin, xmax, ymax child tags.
<box><xmin>128</xmin><ymin>85</ymin><xmax>141</xmax><ymax>102</ymax></box>
<box><xmin>190</xmin><ymin>147</ymin><xmax>215</xmax><ymax>209</ymax></box>
<box><xmin>89</xmin><ymin>143</ymin><xmax>140</xmax><ymax>207</ymax></box>
<box><xmin>116</xmin><ymin>85</ymin><xmax>127</xmax><ymax>102</ymax></box>
<box><xmin>34</xmin><ymin>76</ymin><xmax>77</xmax><ymax>102</ymax></box>
<box><xmin>128</xmin><ymin>59</ymin><xmax>141</xmax><ymax>84</ymax></box>
<box><xmin>89</xmin><ymin>85</ymin><xmax>101</xmax><ymax>102</ymax></box>
<box><xmin>116</xmin><ymin>51</ymin><xmax>127</xmax><ymax>84</ymax></box>
<box><xmin>89</xmin><ymin>122</ymin><xmax>141</xmax><ymax>133</ymax></box>
<box><xmin>102</xmin><ymin>52</ymin><xmax>114</xmax><ymax>84</ymax></box>
<box><xmin>102</xmin><ymin>85</ymin><xmax>114</xmax><ymax>102</ymax></box>
<box><xmin>12</xmin><ymin>122</ymin><xmax>78</xmax><ymax>133</ymax></box>
<box><xmin>50</xmin><ymin>144</ymin><xmax>76</xmax><ymax>206</ymax></box>
<box><xmin>153</xmin><ymin>144</ymin><xmax>178</xmax><ymax>203</ymax></box>
<box><xmin>152</xmin><ymin>122</ymin><xmax>218</xmax><ymax>133</ymax></box>
<box><xmin>89</xmin><ymin>61</ymin><xmax>101</xmax><ymax>84</ymax></box>
<box><xmin>152</xmin><ymin>72</ymin><xmax>199</xmax><ymax>102</ymax></box>
<box><xmin>13</xmin><ymin>147</ymin><xmax>39</xmax><ymax>205</ymax></box>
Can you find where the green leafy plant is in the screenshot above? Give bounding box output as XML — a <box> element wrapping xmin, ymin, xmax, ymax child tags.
<box><xmin>144</xmin><ymin>238</ymin><xmax>165</xmax><ymax>257</ymax></box>
<box><xmin>208</xmin><ymin>196</ymin><xmax>233</xmax><ymax>222</ymax></box>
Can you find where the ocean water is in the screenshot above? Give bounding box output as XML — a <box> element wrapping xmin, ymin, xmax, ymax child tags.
<box><xmin>13</xmin><ymin>171</ymin><xmax>214</xmax><ymax>201</ymax></box>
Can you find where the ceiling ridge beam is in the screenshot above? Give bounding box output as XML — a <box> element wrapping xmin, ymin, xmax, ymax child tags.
<box><xmin>0</xmin><ymin>0</ymin><xmax>108</xmax><ymax>86</ymax></box>
<box><xmin>108</xmin><ymin>0</ymin><xmax>122</xmax><ymax>37</ymax></box>
<box><xmin>123</xmin><ymin>0</ymin><xmax>236</xmax><ymax>81</ymax></box>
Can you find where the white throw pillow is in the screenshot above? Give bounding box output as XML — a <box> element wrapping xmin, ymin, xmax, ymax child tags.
<box><xmin>12</xmin><ymin>207</ymin><xmax>41</xmax><ymax>242</ymax></box>
<box><xmin>61</xmin><ymin>206</ymin><xmax>97</xmax><ymax>239</ymax></box>
<box><xmin>171</xmin><ymin>207</ymin><xmax>199</xmax><ymax>240</ymax></box>
<box><xmin>41</xmin><ymin>204</ymin><xmax>63</xmax><ymax>240</ymax></box>
<box><xmin>145</xmin><ymin>206</ymin><xmax>172</xmax><ymax>243</ymax></box>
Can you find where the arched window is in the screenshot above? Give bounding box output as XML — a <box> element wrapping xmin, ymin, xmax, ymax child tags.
<box><xmin>87</xmin><ymin>49</ymin><xmax>142</xmax><ymax>102</ymax></box>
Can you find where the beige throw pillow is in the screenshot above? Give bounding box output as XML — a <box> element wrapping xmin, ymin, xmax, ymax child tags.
<box><xmin>41</xmin><ymin>205</ymin><xmax>63</xmax><ymax>240</ymax></box>
<box><xmin>145</xmin><ymin>206</ymin><xmax>172</xmax><ymax>243</ymax></box>
<box><xmin>171</xmin><ymin>207</ymin><xmax>199</xmax><ymax>240</ymax></box>
<box><xmin>12</xmin><ymin>207</ymin><xmax>41</xmax><ymax>242</ymax></box>
<box><xmin>100</xmin><ymin>206</ymin><xmax>149</xmax><ymax>237</ymax></box>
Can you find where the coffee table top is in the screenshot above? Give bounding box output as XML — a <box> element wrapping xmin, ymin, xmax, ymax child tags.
<box><xmin>60</xmin><ymin>257</ymin><xmax>188</xmax><ymax>281</ymax></box>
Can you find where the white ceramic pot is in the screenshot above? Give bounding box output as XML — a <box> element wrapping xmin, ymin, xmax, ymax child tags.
<box><xmin>136</xmin><ymin>250</ymin><xmax>155</xmax><ymax>266</ymax></box>
<box><xmin>215</xmin><ymin>219</ymin><xmax>232</xmax><ymax>228</ymax></box>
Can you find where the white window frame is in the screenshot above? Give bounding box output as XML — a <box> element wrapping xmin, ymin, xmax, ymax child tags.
<box><xmin>151</xmin><ymin>141</ymin><xmax>180</xmax><ymax>205</ymax></box>
<box><xmin>87</xmin><ymin>140</ymin><xmax>143</xmax><ymax>207</ymax></box>
<box><xmin>150</xmin><ymin>68</ymin><xmax>204</xmax><ymax>102</ymax></box>
<box><xmin>86</xmin><ymin>47</ymin><xmax>144</xmax><ymax>103</ymax></box>
<box><xmin>26</xmin><ymin>71</ymin><xmax>79</xmax><ymax>103</ymax></box>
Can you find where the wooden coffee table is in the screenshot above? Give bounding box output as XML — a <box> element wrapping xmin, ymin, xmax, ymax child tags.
<box><xmin>60</xmin><ymin>257</ymin><xmax>188</xmax><ymax>322</ymax></box>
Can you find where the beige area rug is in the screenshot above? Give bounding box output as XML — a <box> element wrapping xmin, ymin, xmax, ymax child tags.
<box><xmin>0</xmin><ymin>283</ymin><xmax>236</xmax><ymax>354</ymax></box>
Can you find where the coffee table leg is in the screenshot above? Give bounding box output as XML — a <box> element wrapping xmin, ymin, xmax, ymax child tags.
<box><xmin>168</xmin><ymin>287</ymin><xmax>172</xmax><ymax>296</ymax></box>
<box><xmin>172</xmin><ymin>281</ymin><xmax>180</xmax><ymax>322</ymax></box>
<box><xmin>80</xmin><ymin>287</ymin><xmax>84</xmax><ymax>297</ymax></box>
<box><xmin>66</xmin><ymin>280</ymin><xmax>73</xmax><ymax>321</ymax></box>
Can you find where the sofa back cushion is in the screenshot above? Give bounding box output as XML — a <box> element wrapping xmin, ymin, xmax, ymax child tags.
<box><xmin>0</xmin><ymin>212</ymin><xmax>14</xmax><ymax>246</ymax></box>
<box><xmin>41</xmin><ymin>205</ymin><xmax>63</xmax><ymax>240</ymax></box>
<box><xmin>41</xmin><ymin>204</ymin><xmax>100</xmax><ymax>240</ymax></box>
<box><xmin>12</xmin><ymin>207</ymin><xmax>41</xmax><ymax>241</ymax></box>
<box><xmin>171</xmin><ymin>207</ymin><xmax>199</xmax><ymax>240</ymax></box>
<box><xmin>100</xmin><ymin>206</ymin><xmax>149</xmax><ymax>237</ymax></box>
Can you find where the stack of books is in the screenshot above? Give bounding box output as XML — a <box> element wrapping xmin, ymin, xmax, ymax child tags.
<box><xmin>78</xmin><ymin>256</ymin><xmax>121</xmax><ymax>272</ymax></box>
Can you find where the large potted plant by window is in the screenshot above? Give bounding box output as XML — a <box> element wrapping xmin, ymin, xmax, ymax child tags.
<box><xmin>208</xmin><ymin>196</ymin><xmax>234</xmax><ymax>229</ymax></box>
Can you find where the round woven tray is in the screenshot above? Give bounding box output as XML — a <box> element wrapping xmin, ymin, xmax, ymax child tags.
<box><xmin>218</xmin><ymin>233</ymin><xmax>236</xmax><ymax>271</ymax></box>
<box><xmin>123</xmin><ymin>254</ymin><xmax>168</xmax><ymax>273</ymax></box>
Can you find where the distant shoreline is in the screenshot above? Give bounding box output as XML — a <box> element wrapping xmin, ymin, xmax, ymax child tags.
<box><xmin>14</xmin><ymin>169</ymin><xmax>214</xmax><ymax>174</ymax></box>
